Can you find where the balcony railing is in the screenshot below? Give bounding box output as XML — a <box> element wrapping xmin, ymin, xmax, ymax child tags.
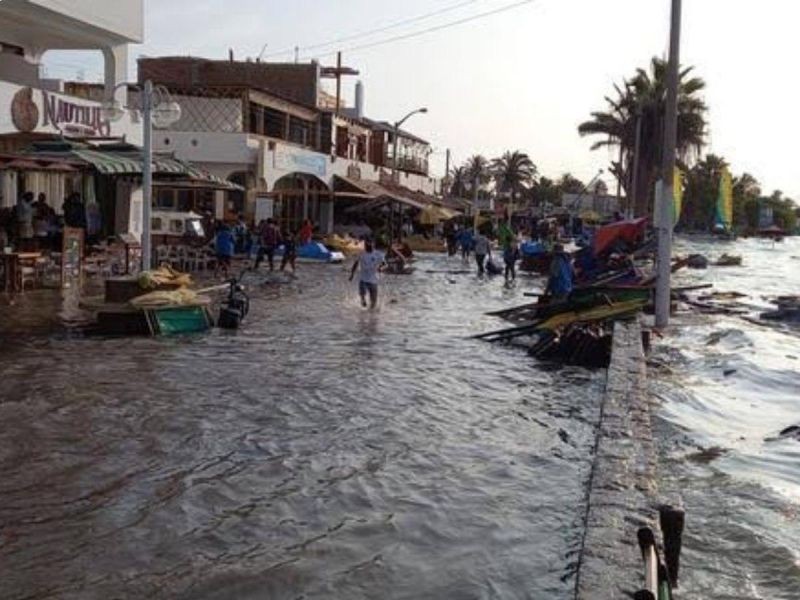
<box><xmin>386</xmin><ymin>155</ymin><xmax>429</xmax><ymax>176</ymax></box>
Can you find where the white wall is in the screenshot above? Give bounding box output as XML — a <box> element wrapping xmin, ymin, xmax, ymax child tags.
<box><xmin>154</xmin><ymin>131</ymin><xmax>256</xmax><ymax>170</ymax></box>
<box><xmin>28</xmin><ymin>0</ymin><xmax>144</xmax><ymax>43</ymax></box>
<box><xmin>153</xmin><ymin>131</ymin><xmax>439</xmax><ymax>195</ymax></box>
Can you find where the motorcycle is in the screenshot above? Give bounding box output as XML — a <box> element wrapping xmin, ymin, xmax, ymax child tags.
<box><xmin>217</xmin><ymin>271</ymin><xmax>250</xmax><ymax>329</ymax></box>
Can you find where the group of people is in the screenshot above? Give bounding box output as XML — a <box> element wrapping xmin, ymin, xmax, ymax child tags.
<box><xmin>446</xmin><ymin>219</ymin><xmax>575</xmax><ymax>298</ymax></box>
<box><xmin>213</xmin><ymin>217</ymin><xmax>315</xmax><ymax>279</ymax></box>
<box><xmin>0</xmin><ymin>191</ymin><xmax>101</xmax><ymax>253</ymax></box>
<box><xmin>447</xmin><ymin>223</ymin><xmax>522</xmax><ymax>283</ymax></box>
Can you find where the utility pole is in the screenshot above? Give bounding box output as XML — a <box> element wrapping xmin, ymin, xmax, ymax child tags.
<box><xmin>142</xmin><ymin>79</ymin><xmax>153</xmax><ymax>271</ymax></box>
<box><xmin>472</xmin><ymin>175</ymin><xmax>479</xmax><ymax>234</ymax></box>
<box><xmin>335</xmin><ymin>51</ymin><xmax>342</xmax><ymax>114</ymax></box>
<box><xmin>655</xmin><ymin>0</ymin><xmax>682</xmax><ymax>329</ymax></box>
<box><xmin>320</xmin><ymin>53</ymin><xmax>359</xmax><ymax>116</ymax></box>
<box><xmin>444</xmin><ymin>148</ymin><xmax>451</xmax><ymax>198</ymax></box>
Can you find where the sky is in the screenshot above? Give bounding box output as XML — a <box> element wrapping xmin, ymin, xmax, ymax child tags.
<box><xmin>44</xmin><ymin>0</ymin><xmax>800</xmax><ymax>199</ymax></box>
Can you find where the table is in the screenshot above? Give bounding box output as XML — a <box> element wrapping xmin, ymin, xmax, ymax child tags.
<box><xmin>1</xmin><ymin>252</ymin><xmax>42</xmax><ymax>293</ymax></box>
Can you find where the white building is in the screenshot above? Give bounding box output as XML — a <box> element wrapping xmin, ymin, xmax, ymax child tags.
<box><xmin>138</xmin><ymin>57</ymin><xmax>440</xmax><ymax>233</ymax></box>
<box><xmin>0</xmin><ymin>0</ymin><xmax>147</xmax><ymax>237</ymax></box>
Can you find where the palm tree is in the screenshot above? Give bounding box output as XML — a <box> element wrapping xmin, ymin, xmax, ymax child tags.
<box><xmin>578</xmin><ymin>57</ymin><xmax>708</xmax><ymax>216</ymax></box>
<box><xmin>491</xmin><ymin>151</ymin><xmax>537</xmax><ymax>217</ymax></box>
<box><xmin>527</xmin><ymin>176</ymin><xmax>560</xmax><ymax>211</ymax></box>
<box><xmin>557</xmin><ymin>172</ymin><xmax>585</xmax><ymax>194</ymax></box>
<box><xmin>448</xmin><ymin>166</ymin><xmax>469</xmax><ymax>198</ymax></box>
<box><xmin>464</xmin><ymin>155</ymin><xmax>491</xmax><ymax>191</ymax></box>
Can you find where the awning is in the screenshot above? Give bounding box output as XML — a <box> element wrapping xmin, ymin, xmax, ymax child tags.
<box><xmin>336</xmin><ymin>175</ymin><xmax>432</xmax><ymax>212</ymax></box>
<box><xmin>419</xmin><ymin>205</ymin><xmax>458</xmax><ymax>225</ymax></box>
<box><xmin>64</xmin><ymin>150</ymin><xmax>243</xmax><ymax>190</ymax></box>
<box><xmin>72</xmin><ymin>149</ymin><xmax>141</xmax><ymax>174</ymax></box>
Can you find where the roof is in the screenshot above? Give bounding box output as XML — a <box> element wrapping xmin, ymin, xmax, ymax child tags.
<box><xmin>335</xmin><ymin>175</ymin><xmax>458</xmax><ymax>214</ymax></box>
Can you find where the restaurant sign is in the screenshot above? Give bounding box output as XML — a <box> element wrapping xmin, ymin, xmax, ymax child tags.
<box><xmin>10</xmin><ymin>86</ymin><xmax>110</xmax><ymax>137</ymax></box>
<box><xmin>2</xmin><ymin>81</ymin><xmax>140</xmax><ymax>142</ymax></box>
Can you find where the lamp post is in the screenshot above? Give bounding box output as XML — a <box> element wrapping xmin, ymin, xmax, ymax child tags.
<box><xmin>102</xmin><ymin>80</ymin><xmax>182</xmax><ymax>271</ymax></box>
<box><xmin>391</xmin><ymin>107</ymin><xmax>427</xmax><ymax>183</ymax></box>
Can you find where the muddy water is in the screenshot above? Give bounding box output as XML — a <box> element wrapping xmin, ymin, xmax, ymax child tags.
<box><xmin>651</xmin><ymin>236</ymin><xmax>800</xmax><ymax>599</ymax></box>
<box><xmin>0</xmin><ymin>256</ymin><xmax>602</xmax><ymax>599</ymax></box>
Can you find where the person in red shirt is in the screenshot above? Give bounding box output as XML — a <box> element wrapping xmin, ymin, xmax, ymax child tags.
<box><xmin>299</xmin><ymin>219</ymin><xmax>314</xmax><ymax>245</ymax></box>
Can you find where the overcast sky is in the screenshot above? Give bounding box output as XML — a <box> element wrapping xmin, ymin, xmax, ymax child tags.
<box><xmin>44</xmin><ymin>0</ymin><xmax>800</xmax><ymax>198</ymax></box>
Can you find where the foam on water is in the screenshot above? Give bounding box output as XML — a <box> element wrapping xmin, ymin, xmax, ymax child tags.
<box><xmin>653</xmin><ymin>235</ymin><xmax>800</xmax><ymax>598</ymax></box>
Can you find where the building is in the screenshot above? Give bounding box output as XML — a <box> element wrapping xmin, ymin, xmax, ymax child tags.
<box><xmin>137</xmin><ymin>56</ymin><xmax>439</xmax><ymax>233</ymax></box>
<box><xmin>561</xmin><ymin>192</ymin><xmax>622</xmax><ymax>219</ymax></box>
<box><xmin>0</xmin><ymin>0</ymin><xmax>147</xmax><ymax>236</ymax></box>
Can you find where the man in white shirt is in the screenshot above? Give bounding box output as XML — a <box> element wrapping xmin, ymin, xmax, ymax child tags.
<box><xmin>349</xmin><ymin>239</ymin><xmax>386</xmax><ymax>308</ymax></box>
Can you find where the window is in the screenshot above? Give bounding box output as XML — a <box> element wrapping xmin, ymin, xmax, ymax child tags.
<box><xmin>156</xmin><ymin>189</ymin><xmax>175</xmax><ymax>210</ymax></box>
<box><xmin>152</xmin><ymin>217</ymin><xmax>163</xmax><ymax>231</ymax></box>
<box><xmin>177</xmin><ymin>190</ymin><xmax>192</xmax><ymax>212</ymax></box>
<box><xmin>264</xmin><ymin>108</ymin><xmax>286</xmax><ymax>139</ymax></box>
<box><xmin>248</xmin><ymin>104</ymin><xmax>263</xmax><ymax>134</ymax></box>
<box><xmin>169</xmin><ymin>219</ymin><xmax>184</xmax><ymax>233</ymax></box>
<box><xmin>289</xmin><ymin>116</ymin><xmax>310</xmax><ymax>147</ymax></box>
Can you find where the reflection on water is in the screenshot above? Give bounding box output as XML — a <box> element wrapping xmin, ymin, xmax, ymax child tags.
<box><xmin>0</xmin><ymin>255</ymin><xmax>602</xmax><ymax>599</ymax></box>
<box><xmin>652</xmin><ymin>236</ymin><xmax>800</xmax><ymax>599</ymax></box>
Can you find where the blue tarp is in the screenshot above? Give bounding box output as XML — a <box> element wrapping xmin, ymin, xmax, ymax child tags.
<box><xmin>521</xmin><ymin>241</ymin><xmax>546</xmax><ymax>257</ymax></box>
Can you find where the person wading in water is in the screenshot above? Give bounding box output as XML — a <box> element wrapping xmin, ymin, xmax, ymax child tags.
<box><xmin>545</xmin><ymin>243</ymin><xmax>575</xmax><ymax>302</ymax></box>
<box><xmin>254</xmin><ymin>218</ymin><xmax>281</xmax><ymax>272</ymax></box>
<box><xmin>349</xmin><ymin>239</ymin><xmax>386</xmax><ymax>309</ymax></box>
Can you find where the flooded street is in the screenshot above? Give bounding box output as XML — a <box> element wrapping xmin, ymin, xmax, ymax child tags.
<box><xmin>2</xmin><ymin>242</ymin><xmax>799</xmax><ymax>599</ymax></box>
<box><xmin>652</xmin><ymin>236</ymin><xmax>800</xmax><ymax>599</ymax></box>
<box><xmin>0</xmin><ymin>255</ymin><xmax>602</xmax><ymax>599</ymax></box>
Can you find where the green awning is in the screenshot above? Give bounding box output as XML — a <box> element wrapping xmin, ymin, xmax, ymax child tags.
<box><xmin>72</xmin><ymin>149</ymin><xmax>142</xmax><ymax>175</ymax></box>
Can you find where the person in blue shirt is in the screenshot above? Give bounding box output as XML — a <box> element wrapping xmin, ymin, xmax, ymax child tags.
<box><xmin>546</xmin><ymin>243</ymin><xmax>574</xmax><ymax>302</ymax></box>
<box><xmin>214</xmin><ymin>224</ymin><xmax>236</xmax><ymax>278</ymax></box>
<box><xmin>458</xmin><ymin>227</ymin><xmax>474</xmax><ymax>261</ymax></box>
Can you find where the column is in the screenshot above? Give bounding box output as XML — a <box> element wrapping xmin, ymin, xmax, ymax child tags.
<box><xmin>103</xmin><ymin>44</ymin><xmax>129</xmax><ymax>105</ymax></box>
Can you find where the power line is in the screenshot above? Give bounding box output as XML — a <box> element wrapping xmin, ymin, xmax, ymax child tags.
<box><xmin>304</xmin><ymin>0</ymin><xmax>537</xmax><ymax>60</ymax></box>
<box><xmin>264</xmin><ymin>0</ymin><xmax>484</xmax><ymax>59</ymax></box>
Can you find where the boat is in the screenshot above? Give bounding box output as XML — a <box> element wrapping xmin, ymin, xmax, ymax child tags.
<box><xmin>322</xmin><ymin>234</ymin><xmax>363</xmax><ymax>256</ymax></box>
<box><xmin>713</xmin><ymin>168</ymin><xmax>735</xmax><ymax>237</ymax></box>
<box><xmin>275</xmin><ymin>241</ymin><xmax>345</xmax><ymax>264</ymax></box>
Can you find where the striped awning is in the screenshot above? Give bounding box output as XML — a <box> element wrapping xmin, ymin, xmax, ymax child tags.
<box><xmin>72</xmin><ymin>149</ymin><xmax>142</xmax><ymax>175</ymax></box>
<box><xmin>70</xmin><ymin>149</ymin><xmax>242</xmax><ymax>190</ymax></box>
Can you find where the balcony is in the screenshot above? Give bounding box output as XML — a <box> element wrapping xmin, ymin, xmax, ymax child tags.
<box><xmin>386</xmin><ymin>155</ymin><xmax>429</xmax><ymax>176</ymax></box>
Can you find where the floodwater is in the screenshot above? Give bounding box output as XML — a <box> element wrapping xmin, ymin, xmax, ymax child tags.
<box><xmin>0</xmin><ymin>256</ymin><xmax>603</xmax><ymax>599</ymax></box>
<box><xmin>651</xmin><ymin>236</ymin><xmax>800</xmax><ymax>599</ymax></box>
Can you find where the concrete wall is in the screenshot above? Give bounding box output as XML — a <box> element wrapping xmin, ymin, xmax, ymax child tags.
<box><xmin>0</xmin><ymin>0</ymin><xmax>142</xmax><ymax>103</ymax></box>
<box><xmin>28</xmin><ymin>0</ymin><xmax>144</xmax><ymax>43</ymax></box>
<box><xmin>139</xmin><ymin>58</ymin><xmax>319</xmax><ymax>107</ymax></box>
<box><xmin>153</xmin><ymin>131</ymin><xmax>438</xmax><ymax>196</ymax></box>
<box><xmin>575</xmin><ymin>319</ymin><xmax>657</xmax><ymax>599</ymax></box>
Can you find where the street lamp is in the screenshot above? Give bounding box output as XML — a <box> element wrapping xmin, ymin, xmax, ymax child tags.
<box><xmin>391</xmin><ymin>107</ymin><xmax>427</xmax><ymax>183</ymax></box>
<box><xmin>101</xmin><ymin>80</ymin><xmax>182</xmax><ymax>271</ymax></box>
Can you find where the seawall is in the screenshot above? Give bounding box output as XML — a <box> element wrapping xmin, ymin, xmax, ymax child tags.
<box><xmin>574</xmin><ymin>318</ymin><xmax>657</xmax><ymax>599</ymax></box>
